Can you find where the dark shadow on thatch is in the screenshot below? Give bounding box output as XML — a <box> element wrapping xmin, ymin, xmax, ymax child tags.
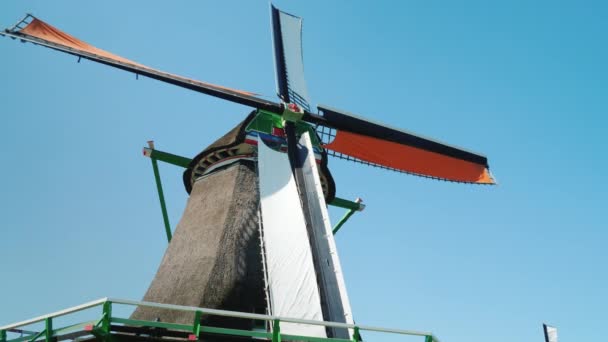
<box><xmin>132</xmin><ymin>161</ymin><xmax>265</xmax><ymax>333</ymax></box>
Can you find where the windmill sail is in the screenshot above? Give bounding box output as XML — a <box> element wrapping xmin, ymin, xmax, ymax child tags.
<box><xmin>543</xmin><ymin>324</ymin><xmax>558</xmax><ymax>342</ymax></box>
<box><xmin>297</xmin><ymin>132</ymin><xmax>354</xmax><ymax>339</ymax></box>
<box><xmin>271</xmin><ymin>5</ymin><xmax>311</xmax><ymax>110</ymax></box>
<box><xmin>1</xmin><ymin>15</ymin><xmax>281</xmax><ymax>112</ymax></box>
<box><xmin>257</xmin><ymin>137</ymin><xmax>326</xmax><ymax>338</ymax></box>
<box><xmin>317</xmin><ymin>105</ymin><xmax>495</xmax><ymax>184</ymax></box>
<box><xmin>2</xmin><ymin>14</ymin><xmax>495</xmax><ymax>185</ymax></box>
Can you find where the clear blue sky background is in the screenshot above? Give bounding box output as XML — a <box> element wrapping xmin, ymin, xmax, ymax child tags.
<box><xmin>1</xmin><ymin>1</ymin><xmax>606</xmax><ymax>341</ymax></box>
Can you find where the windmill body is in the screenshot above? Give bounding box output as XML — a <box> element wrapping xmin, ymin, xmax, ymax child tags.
<box><xmin>1</xmin><ymin>4</ymin><xmax>494</xmax><ymax>341</ymax></box>
<box><xmin>131</xmin><ymin>112</ymin><xmax>349</xmax><ymax>338</ymax></box>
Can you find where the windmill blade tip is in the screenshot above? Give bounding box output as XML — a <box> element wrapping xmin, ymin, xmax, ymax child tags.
<box><xmin>487</xmin><ymin>171</ymin><xmax>499</xmax><ymax>186</ymax></box>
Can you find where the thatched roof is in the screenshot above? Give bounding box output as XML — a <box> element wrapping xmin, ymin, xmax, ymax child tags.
<box><xmin>182</xmin><ymin>111</ymin><xmax>336</xmax><ymax>201</ymax></box>
<box><xmin>132</xmin><ymin>161</ymin><xmax>265</xmax><ymax>329</ymax></box>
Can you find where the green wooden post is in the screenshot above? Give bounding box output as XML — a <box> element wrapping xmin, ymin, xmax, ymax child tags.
<box><xmin>192</xmin><ymin>311</ymin><xmax>203</xmax><ymax>337</ymax></box>
<box><xmin>44</xmin><ymin>317</ymin><xmax>53</xmax><ymax>342</ymax></box>
<box><xmin>0</xmin><ymin>329</ymin><xmax>6</xmax><ymax>342</ymax></box>
<box><xmin>272</xmin><ymin>319</ymin><xmax>281</xmax><ymax>342</ymax></box>
<box><xmin>425</xmin><ymin>335</ymin><xmax>434</xmax><ymax>342</ymax></box>
<box><xmin>332</xmin><ymin>198</ymin><xmax>364</xmax><ymax>235</ymax></box>
<box><xmin>144</xmin><ymin>147</ymin><xmax>191</xmax><ymax>168</ymax></box>
<box><xmin>352</xmin><ymin>326</ymin><xmax>362</xmax><ymax>342</ymax></box>
<box><xmin>329</xmin><ymin>197</ymin><xmax>363</xmax><ymax>210</ymax></box>
<box><xmin>333</xmin><ymin>209</ymin><xmax>356</xmax><ymax>235</ymax></box>
<box><xmin>101</xmin><ymin>301</ymin><xmax>112</xmax><ymax>335</ymax></box>
<box><xmin>148</xmin><ymin>141</ymin><xmax>172</xmax><ymax>243</ymax></box>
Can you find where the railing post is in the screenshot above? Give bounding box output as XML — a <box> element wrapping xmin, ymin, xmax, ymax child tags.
<box><xmin>192</xmin><ymin>310</ymin><xmax>203</xmax><ymax>337</ymax></box>
<box><xmin>352</xmin><ymin>326</ymin><xmax>362</xmax><ymax>342</ymax></box>
<box><xmin>101</xmin><ymin>301</ymin><xmax>112</xmax><ymax>335</ymax></box>
<box><xmin>0</xmin><ymin>329</ymin><xmax>6</xmax><ymax>342</ymax></box>
<box><xmin>272</xmin><ymin>319</ymin><xmax>281</xmax><ymax>342</ymax></box>
<box><xmin>425</xmin><ymin>335</ymin><xmax>433</xmax><ymax>342</ymax></box>
<box><xmin>44</xmin><ymin>317</ymin><xmax>53</xmax><ymax>342</ymax></box>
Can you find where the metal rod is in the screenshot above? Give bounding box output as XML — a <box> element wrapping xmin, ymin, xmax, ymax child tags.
<box><xmin>193</xmin><ymin>311</ymin><xmax>202</xmax><ymax>336</ymax></box>
<box><xmin>352</xmin><ymin>326</ymin><xmax>361</xmax><ymax>342</ymax></box>
<box><xmin>101</xmin><ymin>302</ymin><xmax>112</xmax><ymax>335</ymax></box>
<box><xmin>147</xmin><ymin>141</ymin><xmax>172</xmax><ymax>243</ymax></box>
<box><xmin>107</xmin><ymin>298</ymin><xmax>433</xmax><ymax>337</ymax></box>
<box><xmin>8</xmin><ymin>14</ymin><xmax>32</xmax><ymax>32</ymax></box>
<box><xmin>143</xmin><ymin>147</ymin><xmax>191</xmax><ymax>168</ymax></box>
<box><xmin>272</xmin><ymin>319</ymin><xmax>281</xmax><ymax>342</ymax></box>
<box><xmin>329</xmin><ymin>197</ymin><xmax>364</xmax><ymax>211</ymax></box>
<box><xmin>6</xmin><ymin>329</ymin><xmax>38</xmax><ymax>336</ymax></box>
<box><xmin>44</xmin><ymin>318</ymin><xmax>52</xmax><ymax>342</ymax></box>
<box><xmin>332</xmin><ymin>198</ymin><xmax>363</xmax><ymax>235</ymax></box>
<box><xmin>332</xmin><ymin>209</ymin><xmax>356</xmax><ymax>235</ymax></box>
<box><xmin>1</xmin><ymin>297</ymin><xmax>435</xmax><ymax>339</ymax></box>
<box><xmin>0</xmin><ymin>298</ymin><xmax>107</xmax><ymax>330</ymax></box>
<box><xmin>150</xmin><ymin>159</ymin><xmax>172</xmax><ymax>242</ymax></box>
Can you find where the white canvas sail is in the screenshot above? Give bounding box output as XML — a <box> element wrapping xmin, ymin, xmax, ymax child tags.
<box><xmin>257</xmin><ymin>137</ymin><xmax>326</xmax><ymax>338</ymax></box>
<box><xmin>298</xmin><ymin>132</ymin><xmax>355</xmax><ymax>338</ymax></box>
<box><xmin>543</xmin><ymin>324</ymin><xmax>558</xmax><ymax>342</ymax></box>
<box><xmin>271</xmin><ymin>5</ymin><xmax>311</xmax><ymax>111</ymax></box>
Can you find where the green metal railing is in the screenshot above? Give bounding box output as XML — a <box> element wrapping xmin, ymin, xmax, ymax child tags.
<box><xmin>0</xmin><ymin>298</ymin><xmax>440</xmax><ymax>342</ymax></box>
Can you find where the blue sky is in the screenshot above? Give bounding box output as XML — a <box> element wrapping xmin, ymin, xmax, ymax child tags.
<box><xmin>1</xmin><ymin>1</ymin><xmax>606</xmax><ymax>341</ymax></box>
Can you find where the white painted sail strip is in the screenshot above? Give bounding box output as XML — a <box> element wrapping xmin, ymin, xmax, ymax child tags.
<box><xmin>277</xmin><ymin>10</ymin><xmax>311</xmax><ymax>110</ymax></box>
<box><xmin>544</xmin><ymin>324</ymin><xmax>558</xmax><ymax>342</ymax></box>
<box><xmin>298</xmin><ymin>133</ymin><xmax>355</xmax><ymax>338</ymax></box>
<box><xmin>257</xmin><ymin>137</ymin><xmax>326</xmax><ymax>338</ymax></box>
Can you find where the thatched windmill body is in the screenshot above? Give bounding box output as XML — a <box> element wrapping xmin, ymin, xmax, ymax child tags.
<box><xmin>1</xmin><ymin>4</ymin><xmax>494</xmax><ymax>340</ymax></box>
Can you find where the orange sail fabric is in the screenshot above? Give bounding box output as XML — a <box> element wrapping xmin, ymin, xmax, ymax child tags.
<box><xmin>324</xmin><ymin>130</ymin><xmax>495</xmax><ymax>184</ymax></box>
<box><xmin>19</xmin><ymin>18</ymin><xmax>255</xmax><ymax>96</ymax></box>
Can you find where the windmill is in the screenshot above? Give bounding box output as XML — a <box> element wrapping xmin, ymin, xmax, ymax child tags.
<box><xmin>1</xmin><ymin>3</ymin><xmax>494</xmax><ymax>341</ymax></box>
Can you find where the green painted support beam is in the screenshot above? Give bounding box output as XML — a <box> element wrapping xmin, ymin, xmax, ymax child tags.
<box><xmin>146</xmin><ymin>142</ymin><xmax>173</xmax><ymax>243</ymax></box>
<box><xmin>272</xmin><ymin>319</ymin><xmax>281</xmax><ymax>342</ymax></box>
<box><xmin>192</xmin><ymin>311</ymin><xmax>202</xmax><ymax>336</ymax></box>
<box><xmin>111</xmin><ymin>318</ymin><xmax>192</xmax><ymax>331</ymax></box>
<box><xmin>151</xmin><ymin>157</ymin><xmax>172</xmax><ymax>242</ymax></box>
<box><xmin>353</xmin><ymin>326</ymin><xmax>362</xmax><ymax>342</ymax></box>
<box><xmin>141</xmin><ymin>143</ymin><xmax>366</xmax><ymax>240</ymax></box>
<box><xmin>44</xmin><ymin>318</ymin><xmax>52</xmax><ymax>342</ymax></box>
<box><xmin>88</xmin><ymin>328</ymin><xmax>110</xmax><ymax>342</ymax></box>
<box><xmin>101</xmin><ymin>301</ymin><xmax>112</xmax><ymax>335</ymax></box>
<box><xmin>141</xmin><ymin>145</ymin><xmax>364</xmax><ymax>213</ymax></box>
<box><xmin>143</xmin><ymin>146</ymin><xmax>191</xmax><ymax>168</ymax></box>
<box><xmin>25</xmin><ymin>328</ymin><xmax>45</xmax><ymax>342</ymax></box>
<box><xmin>330</xmin><ymin>197</ymin><xmax>364</xmax><ymax>211</ymax></box>
<box><xmin>332</xmin><ymin>198</ymin><xmax>364</xmax><ymax>235</ymax></box>
<box><xmin>333</xmin><ymin>209</ymin><xmax>356</xmax><ymax>235</ymax></box>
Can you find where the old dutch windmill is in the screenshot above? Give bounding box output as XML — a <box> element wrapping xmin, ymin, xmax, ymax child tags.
<box><xmin>1</xmin><ymin>4</ymin><xmax>494</xmax><ymax>342</ymax></box>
